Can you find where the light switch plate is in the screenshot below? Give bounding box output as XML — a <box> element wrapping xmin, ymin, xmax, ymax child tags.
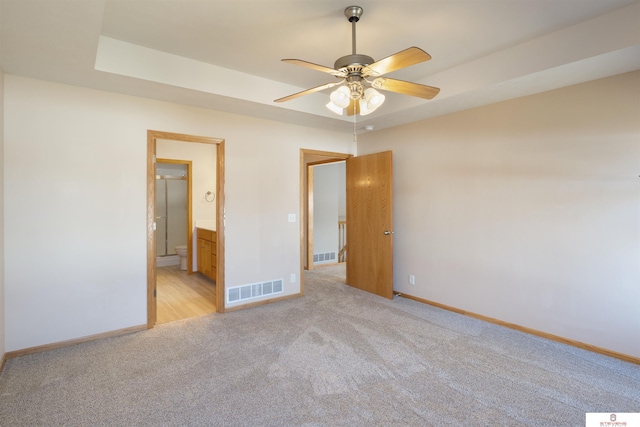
<box><xmin>288</xmin><ymin>213</ymin><xmax>296</xmax><ymax>223</ymax></box>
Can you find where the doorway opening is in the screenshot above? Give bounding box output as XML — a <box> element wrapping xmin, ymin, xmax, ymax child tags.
<box><xmin>147</xmin><ymin>130</ymin><xmax>226</xmax><ymax>328</ymax></box>
<box><xmin>300</xmin><ymin>149</ymin><xmax>351</xmax><ymax>294</ymax></box>
<box><xmin>155</xmin><ymin>158</ymin><xmax>215</xmax><ymax>324</ymax></box>
<box><xmin>309</xmin><ymin>161</ymin><xmax>347</xmax><ymax>266</ymax></box>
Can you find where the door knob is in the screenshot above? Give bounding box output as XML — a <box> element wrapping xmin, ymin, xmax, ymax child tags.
<box><xmin>384</xmin><ymin>230</ymin><xmax>394</xmax><ymax>235</ymax></box>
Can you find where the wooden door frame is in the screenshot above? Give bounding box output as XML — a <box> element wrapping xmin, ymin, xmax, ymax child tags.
<box><xmin>299</xmin><ymin>149</ymin><xmax>351</xmax><ymax>293</ymax></box>
<box><xmin>147</xmin><ymin>130</ymin><xmax>226</xmax><ymax>328</ymax></box>
<box><xmin>156</xmin><ymin>158</ymin><xmax>193</xmax><ymax>275</ymax></box>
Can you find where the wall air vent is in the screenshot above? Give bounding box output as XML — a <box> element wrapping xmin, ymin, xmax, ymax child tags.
<box><xmin>313</xmin><ymin>251</ymin><xmax>336</xmax><ymax>264</ymax></box>
<box><xmin>227</xmin><ymin>279</ymin><xmax>284</xmax><ymax>304</ymax></box>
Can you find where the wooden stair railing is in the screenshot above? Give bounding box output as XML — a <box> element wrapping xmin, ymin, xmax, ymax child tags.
<box><xmin>338</xmin><ymin>220</ymin><xmax>347</xmax><ymax>263</ymax></box>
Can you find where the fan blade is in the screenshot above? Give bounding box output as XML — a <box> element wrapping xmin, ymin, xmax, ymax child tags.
<box><xmin>346</xmin><ymin>98</ymin><xmax>360</xmax><ymax>116</ymax></box>
<box><xmin>275</xmin><ymin>82</ymin><xmax>341</xmax><ymax>103</ymax></box>
<box><xmin>364</xmin><ymin>47</ymin><xmax>432</xmax><ymax>76</ymax></box>
<box><xmin>282</xmin><ymin>59</ymin><xmax>345</xmax><ymax>77</ymax></box>
<box><xmin>372</xmin><ymin>77</ymin><xmax>440</xmax><ymax>100</ymax></box>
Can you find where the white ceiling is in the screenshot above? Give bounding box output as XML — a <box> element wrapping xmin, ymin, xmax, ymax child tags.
<box><xmin>1</xmin><ymin>0</ymin><xmax>639</xmax><ymax>133</ymax></box>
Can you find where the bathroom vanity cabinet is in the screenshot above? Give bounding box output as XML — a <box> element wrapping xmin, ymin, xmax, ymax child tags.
<box><xmin>196</xmin><ymin>228</ymin><xmax>217</xmax><ymax>282</ymax></box>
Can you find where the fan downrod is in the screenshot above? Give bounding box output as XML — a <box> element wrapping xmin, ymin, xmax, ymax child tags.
<box><xmin>334</xmin><ymin>6</ymin><xmax>373</xmax><ymax>71</ymax></box>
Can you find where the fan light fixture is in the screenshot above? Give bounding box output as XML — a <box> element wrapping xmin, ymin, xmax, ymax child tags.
<box><xmin>360</xmin><ymin>87</ymin><xmax>385</xmax><ymax>115</ymax></box>
<box><xmin>327</xmin><ymin>86</ymin><xmax>351</xmax><ymax>114</ymax></box>
<box><xmin>275</xmin><ymin>6</ymin><xmax>440</xmax><ymax>117</ymax></box>
<box><xmin>326</xmin><ymin>85</ymin><xmax>385</xmax><ymax>116</ymax></box>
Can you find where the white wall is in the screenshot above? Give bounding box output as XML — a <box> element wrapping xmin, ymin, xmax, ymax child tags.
<box><xmin>338</xmin><ymin>162</ymin><xmax>346</xmax><ymax>221</ymax></box>
<box><xmin>4</xmin><ymin>75</ymin><xmax>354</xmax><ymax>352</ymax></box>
<box><xmin>358</xmin><ymin>71</ymin><xmax>640</xmax><ymax>358</ymax></box>
<box><xmin>0</xmin><ymin>68</ymin><xmax>5</xmax><ymax>359</ymax></box>
<box><xmin>157</xmin><ymin>139</ymin><xmax>216</xmax><ymax>270</ymax></box>
<box><xmin>312</xmin><ymin>162</ymin><xmax>344</xmax><ymax>262</ymax></box>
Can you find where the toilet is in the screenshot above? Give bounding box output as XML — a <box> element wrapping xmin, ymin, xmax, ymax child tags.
<box><xmin>175</xmin><ymin>245</ymin><xmax>188</xmax><ymax>271</ymax></box>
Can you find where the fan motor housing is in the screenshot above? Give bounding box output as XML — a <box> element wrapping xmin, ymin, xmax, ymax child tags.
<box><xmin>334</xmin><ymin>54</ymin><xmax>374</xmax><ymax>71</ymax></box>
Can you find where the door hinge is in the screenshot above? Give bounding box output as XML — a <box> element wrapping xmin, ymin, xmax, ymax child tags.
<box><xmin>153</xmin><ymin>154</ymin><xmax>157</xmax><ymax>163</ymax></box>
<box><xmin>154</xmin><ymin>289</ymin><xmax>156</xmax><ymax>298</ymax></box>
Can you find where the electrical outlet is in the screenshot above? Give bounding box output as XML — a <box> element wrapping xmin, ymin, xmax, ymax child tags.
<box><xmin>288</xmin><ymin>213</ymin><xmax>296</xmax><ymax>223</ymax></box>
<box><xmin>290</xmin><ymin>273</ymin><xmax>296</xmax><ymax>283</ymax></box>
<box><xmin>409</xmin><ymin>274</ymin><xmax>415</xmax><ymax>285</ymax></box>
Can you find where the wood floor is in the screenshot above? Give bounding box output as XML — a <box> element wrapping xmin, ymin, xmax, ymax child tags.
<box><xmin>156</xmin><ymin>265</ymin><xmax>216</xmax><ymax>324</ymax></box>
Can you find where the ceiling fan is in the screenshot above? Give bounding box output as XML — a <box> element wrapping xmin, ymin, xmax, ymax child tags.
<box><xmin>275</xmin><ymin>5</ymin><xmax>440</xmax><ymax>116</ymax></box>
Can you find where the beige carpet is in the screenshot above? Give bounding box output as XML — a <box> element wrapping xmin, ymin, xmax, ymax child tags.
<box><xmin>0</xmin><ymin>263</ymin><xmax>638</xmax><ymax>426</ymax></box>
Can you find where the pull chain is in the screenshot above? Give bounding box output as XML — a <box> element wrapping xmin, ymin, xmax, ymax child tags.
<box><xmin>353</xmin><ymin>106</ymin><xmax>357</xmax><ymax>142</ymax></box>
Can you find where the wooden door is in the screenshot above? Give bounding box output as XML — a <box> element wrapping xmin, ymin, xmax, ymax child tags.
<box><xmin>346</xmin><ymin>151</ymin><xmax>394</xmax><ymax>299</ymax></box>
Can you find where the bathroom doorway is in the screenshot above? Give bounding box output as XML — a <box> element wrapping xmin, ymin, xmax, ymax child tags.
<box><xmin>154</xmin><ymin>159</ymin><xmax>215</xmax><ymax>324</ymax></box>
<box><xmin>147</xmin><ymin>130</ymin><xmax>226</xmax><ymax>328</ymax></box>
